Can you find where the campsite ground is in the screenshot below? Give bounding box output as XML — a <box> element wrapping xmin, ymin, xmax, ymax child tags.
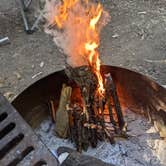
<box><xmin>0</xmin><ymin>0</ymin><xmax>166</xmax><ymax>100</ymax></box>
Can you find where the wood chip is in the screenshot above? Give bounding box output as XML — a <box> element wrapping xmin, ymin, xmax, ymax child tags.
<box><xmin>13</xmin><ymin>71</ymin><xmax>22</xmax><ymax>80</ymax></box>
<box><xmin>4</xmin><ymin>91</ymin><xmax>14</xmax><ymax>100</ymax></box>
<box><xmin>32</xmin><ymin>72</ymin><xmax>43</xmax><ymax>79</ymax></box>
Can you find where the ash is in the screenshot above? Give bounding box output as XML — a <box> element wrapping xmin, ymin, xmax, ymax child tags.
<box><xmin>35</xmin><ymin>109</ymin><xmax>166</xmax><ymax>166</ymax></box>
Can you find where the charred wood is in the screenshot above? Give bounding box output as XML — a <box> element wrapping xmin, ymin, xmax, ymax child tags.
<box><xmin>105</xmin><ymin>73</ymin><xmax>125</xmax><ymax>131</ymax></box>
<box><xmin>52</xmin><ymin>66</ymin><xmax>126</xmax><ymax>151</ymax></box>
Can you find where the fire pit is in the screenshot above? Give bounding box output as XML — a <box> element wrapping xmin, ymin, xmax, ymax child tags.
<box><xmin>2</xmin><ymin>0</ymin><xmax>165</xmax><ymax>165</ymax></box>
<box><xmin>12</xmin><ymin>65</ymin><xmax>166</xmax><ymax>165</ymax></box>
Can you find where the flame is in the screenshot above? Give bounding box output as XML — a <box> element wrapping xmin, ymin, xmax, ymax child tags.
<box><xmin>45</xmin><ymin>0</ymin><xmax>106</xmax><ymax>96</ymax></box>
<box><xmin>85</xmin><ymin>3</ymin><xmax>104</xmax><ymax>95</ymax></box>
<box><xmin>54</xmin><ymin>0</ymin><xmax>79</xmax><ymax>28</ymax></box>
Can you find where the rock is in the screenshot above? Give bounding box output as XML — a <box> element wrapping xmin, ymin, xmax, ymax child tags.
<box><xmin>40</xmin><ymin>61</ymin><xmax>44</xmax><ymax>68</ymax></box>
<box><xmin>112</xmin><ymin>33</ymin><xmax>119</xmax><ymax>38</ymax></box>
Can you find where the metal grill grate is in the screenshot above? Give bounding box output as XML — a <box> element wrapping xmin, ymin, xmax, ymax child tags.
<box><xmin>0</xmin><ymin>94</ymin><xmax>58</xmax><ymax>166</ymax></box>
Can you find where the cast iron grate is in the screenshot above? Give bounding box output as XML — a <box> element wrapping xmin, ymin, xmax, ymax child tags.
<box><xmin>0</xmin><ymin>94</ymin><xmax>58</xmax><ymax>166</ymax></box>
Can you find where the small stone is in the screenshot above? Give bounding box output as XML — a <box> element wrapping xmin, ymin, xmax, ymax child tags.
<box><xmin>16</xmin><ymin>150</ymin><xmax>21</xmax><ymax>155</ymax></box>
<box><xmin>112</xmin><ymin>33</ymin><xmax>119</xmax><ymax>38</ymax></box>
<box><xmin>40</xmin><ymin>61</ymin><xmax>44</xmax><ymax>68</ymax></box>
<box><xmin>162</xmin><ymin>85</ymin><xmax>166</xmax><ymax>88</ymax></box>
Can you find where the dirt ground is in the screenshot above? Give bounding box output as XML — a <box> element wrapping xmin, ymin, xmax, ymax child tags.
<box><xmin>0</xmin><ymin>0</ymin><xmax>166</xmax><ymax>101</ymax></box>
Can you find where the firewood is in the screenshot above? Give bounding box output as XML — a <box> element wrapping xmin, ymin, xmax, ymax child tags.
<box><xmin>59</xmin><ymin>66</ymin><xmax>126</xmax><ymax>151</ymax></box>
<box><xmin>65</xmin><ymin>65</ymin><xmax>98</xmax><ymax>122</ymax></box>
<box><xmin>105</xmin><ymin>73</ymin><xmax>126</xmax><ymax>131</ymax></box>
<box><xmin>99</xmin><ymin>97</ymin><xmax>106</xmax><ymax>129</ymax></box>
<box><xmin>55</xmin><ymin>84</ymin><xmax>72</xmax><ymax>138</ymax></box>
<box><xmin>105</xmin><ymin>75</ymin><xmax>118</xmax><ymax>132</ymax></box>
<box><xmin>50</xmin><ymin>100</ymin><xmax>56</xmax><ymax>122</ymax></box>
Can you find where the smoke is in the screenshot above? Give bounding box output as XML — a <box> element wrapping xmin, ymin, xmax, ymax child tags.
<box><xmin>43</xmin><ymin>0</ymin><xmax>110</xmax><ymax>67</ymax></box>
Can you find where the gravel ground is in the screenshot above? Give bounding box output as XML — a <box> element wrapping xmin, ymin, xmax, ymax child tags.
<box><xmin>0</xmin><ymin>0</ymin><xmax>166</xmax><ymax>101</ymax></box>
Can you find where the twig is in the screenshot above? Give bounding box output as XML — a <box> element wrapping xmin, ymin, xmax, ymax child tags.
<box><xmin>50</xmin><ymin>100</ymin><xmax>56</xmax><ymax>122</ymax></box>
<box><xmin>145</xmin><ymin>59</ymin><xmax>166</xmax><ymax>63</ymax></box>
<box><xmin>32</xmin><ymin>72</ymin><xmax>43</xmax><ymax>79</ymax></box>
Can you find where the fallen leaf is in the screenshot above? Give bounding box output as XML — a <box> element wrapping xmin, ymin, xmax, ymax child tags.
<box><xmin>13</xmin><ymin>71</ymin><xmax>22</xmax><ymax>80</ymax></box>
<box><xmin>4</xmin><ymin>91</ymin><xmax>14</xmax><ymax>100</ymax></box>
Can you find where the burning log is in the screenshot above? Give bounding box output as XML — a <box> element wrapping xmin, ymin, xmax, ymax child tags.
<box><xmin>65</xmin><ymin>65</ymin><xmax>98</xmax><ymax>122</ymax></box>
<box><xmin>65</xmin><ymin>65</ymin><xmax>100</xmax><ymax>151</ymax></box>
<box><xmin>49</xmin><ymin>65</ymin><xmax>124</xmax><ymax>151</ymax></box>
<box><xmin>48</xmin><ymin>66</ymin><xmax>127</xmax><ymax>151</ymax></box>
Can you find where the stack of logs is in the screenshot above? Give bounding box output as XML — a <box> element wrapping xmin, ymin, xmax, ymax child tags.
<box><xmin>49</xmin><ymin>66</ymin><xmax>127</xmax><ymax>152</ymax></box>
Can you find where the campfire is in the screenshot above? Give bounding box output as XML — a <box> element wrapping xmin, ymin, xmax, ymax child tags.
<box><xmin>50</xmin><ymin>66</ymin><xmax>127</xmax><ymax>151</ymax></box>
<box><xmin>42</xmin><ymin>0</ymin><xmax>127</xmax><ymax>151</ymax></box>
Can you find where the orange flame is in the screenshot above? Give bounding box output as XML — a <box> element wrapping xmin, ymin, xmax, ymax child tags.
<box><xmin>84</xmin><ymin>3</ymin><xmax>104</xmax><ymax>95</ymax></box>
<box><xmin>50</xmin><ymin>0</ymin><xmax>105</xmax><ymax>95</ymax></box>
<box><xmin>54</xmin><ymin>0</ymin><xmax>79</xmax><ymax>28</ymax></box>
